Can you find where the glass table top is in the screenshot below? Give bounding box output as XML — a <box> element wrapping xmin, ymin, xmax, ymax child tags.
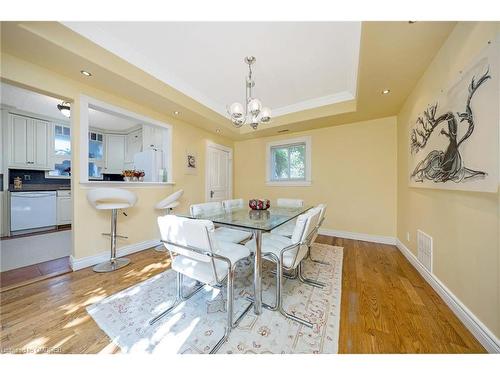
<box><xmin>180</xmin><ymin>206</ymin><xmax>311</xmax><ymax>231</ymax></box>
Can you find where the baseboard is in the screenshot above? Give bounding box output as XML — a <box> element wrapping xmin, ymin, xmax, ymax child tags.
<box><xmin>396</xmin><ymin>239</ymin><xmax>500</xmax><ymax>353</ymax></box>
<box><xmin>69</xmin><ymin>239</ymin><xmax>161</xmax><ymax>271</ymax></box>
<box><xmin>319</xmin><ymin>228</ymin><xmax>396</xmax><ymax>245</ymax></box>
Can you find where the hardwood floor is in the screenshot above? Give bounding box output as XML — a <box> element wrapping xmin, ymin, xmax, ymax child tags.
<box><xmin>0</xmin><ymin>256</ymin><xmax>71</xmax><ymax>292</ymax></box>
<box><xmin>0</xmin><ymin>237</ymin><xmax>486</xmax><ymax>354</ymax></box>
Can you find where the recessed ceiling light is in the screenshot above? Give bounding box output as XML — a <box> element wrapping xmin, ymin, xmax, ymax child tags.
<box><xmin>173</xmin><ymin>111</ymin><xmax>180</xmax><ymax>115</ymax></box>
<box><xmin>80</xmin><ymin>70</ymin><xmax>92</xmax><ymax>77</ymax></box>
<box><xmin>382</xmin><ymin>89</ymin><xmax>391</xmax><ymax>95</ymax></box>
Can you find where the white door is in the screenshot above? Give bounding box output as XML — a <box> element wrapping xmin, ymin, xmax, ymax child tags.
<box><xmin>206</xmin><ymin>143</ymin><xmax>232</xmax><ymax>202</ymax></box>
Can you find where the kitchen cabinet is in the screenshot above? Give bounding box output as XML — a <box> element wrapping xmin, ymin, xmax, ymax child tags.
<box><xmin>8</xmin><ymin>113</ymin><xmax>52</xmax><ymax>170</ymax></box>
<box><xmin>125</xmin><ymin>129</ymin><xmax>143</xmax><ymax>163</ymax></box>
<box><xmin>142</xmin><ymin>125</ymin><xmax>165</xmax><ymax>151</ymax></box>
<box><xmin>57</xmin><ymin>190</ymin><xmax>72</xmax><ymax>225</ymax></box>
<box><xmin>105</xmin><ymin>134</ymin><xmax>125</xmax><ymax>174</ymax></box>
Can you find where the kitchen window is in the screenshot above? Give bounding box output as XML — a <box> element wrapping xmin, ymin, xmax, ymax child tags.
<box><xmin>266</xmin><ymin>136</ymin><xmax>311</xmax><ymax>186</ymax></box>
<box><xmin>88</xmin><ymin>130</ymin><xmax>104</xmax><ymax>179</ymax></box>
<box><xmin>46</xmin><ymin>124</ymin><xmax>71</xmax><ymax>178</ymax></box>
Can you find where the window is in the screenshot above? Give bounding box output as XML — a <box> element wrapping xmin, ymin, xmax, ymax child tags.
<box><xmin>46</xmin><ymin>124</ymin><xmax>71</xmax><ymax>178</ymax></box>
<box><xmin>88</xmin><ymin>130</ymin><xmax>104</xmax><ymax>179</ymax></box>
<box><xmin>266</xmin><ymin>136</ymin><xmax>311</xmax><ymax>186</ymax></box>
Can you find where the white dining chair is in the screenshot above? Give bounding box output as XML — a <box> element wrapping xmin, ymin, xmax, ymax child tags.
<box><xmin>270</xmin><ymin>198</ymin><xmax>305</xmax><ymax>237</ymax></box>
<box><xmin>245</xmin><ymin>206</ymin><xmax>324</xmax><ymax>328</ymax></box>
<box><xmin>190</xmin><ymin>202</ymin><xmax>252</xmax><ymax>244</ymax></box>
<box><xmin>152</xmin><ymin>215</ymin><xmax>252</xmax><ymax>353</ymax></box>
<box><xmin>306</xmin><ymin>203</ymin><xmax>330</xmax><ymax>265</ymax></box>
<box><xmin>222</xmin><ymin>198</ymin><xmax>245</xmax><ymax>211</ymax></box>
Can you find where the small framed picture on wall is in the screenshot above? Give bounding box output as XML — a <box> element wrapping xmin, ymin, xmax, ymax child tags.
<box><xmin>185</xmin><ymin>150</ymin><xmax>198</xmax><ymax>175</ymax></box>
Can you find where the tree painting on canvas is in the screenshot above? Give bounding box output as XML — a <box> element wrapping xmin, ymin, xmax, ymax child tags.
<box><xmin>408</xmin><ymin>43</ymin><xmax>499</xmax><ymax>192</ymax></box>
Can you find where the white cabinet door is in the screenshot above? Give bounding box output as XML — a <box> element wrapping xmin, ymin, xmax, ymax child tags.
<box><xmin>125</xmin><ymin>129</ymin><xmax>143</xmax><ymax>163</ymax></box>
<box><xmin>8</xmin><ymin>114</ymin><xmax>52</xmax><ymax>170</ymax></box>
<box><xmin>142</xmin><ymin>125</ymin><xmax>164</xmax><ymax>151</ymax></box>
<box><xmin>57</xmin><ymin>194</ymin><xmax>72</xmax><ymax>225</ymax></box>
<box><xmin>105</xmin><ymin>134</ymin><xmax>125</xmax><ymax>174</ymax></box>
<box><xmin>32</xmin><ymin>119</ymin><xmax>50</xmax><ymax>168</ymax></box>
<box><xmin>9</xmin><ymin>114</ymin><xmax>29</xmax><ymax>167</ymax></box>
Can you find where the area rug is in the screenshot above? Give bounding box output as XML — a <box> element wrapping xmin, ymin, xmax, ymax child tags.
<box><xmin>87</xmin><ymin>243</ymin><xmax>343</xmax><ymax>354</ymax></box>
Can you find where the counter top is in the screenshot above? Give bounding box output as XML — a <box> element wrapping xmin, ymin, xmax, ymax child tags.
<box><xmin>9</xmin><ymin>184</ymin><xmax>71</xmax><ymax>192</ymax></box>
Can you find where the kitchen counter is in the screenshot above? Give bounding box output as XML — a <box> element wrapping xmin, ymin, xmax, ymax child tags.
<box><xmin>9</xmin><ymin>184</ymin><xmax>71</xmax><ymax>192</ymax></box>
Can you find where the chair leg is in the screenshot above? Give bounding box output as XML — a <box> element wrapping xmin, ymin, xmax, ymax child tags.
<box><xmin>270</xmin><ymin>267</ymin><xmax>298</xmax><ymax>280</ymax></box>
<box><xmin>210</xmin><ymin>263</ymin><xmax>253</xmax><ymax>354</ymax></box>
<box><xmin>149</xmin><ymin>272</ymin><xmax>183</xmax><ymax>325</ymax></box>
<box><xmin>275</xmin><ymin>258</ymin><xmax>314</xmax><ymax>329</ymax></box>
<box><xmin>307</xmin><ymin>245</ymin><xmax>330</xmax><ymax>266</ymax></box>
<box><xmin>297</xmin><ymin>261</ymin><xmax>326</xmax><ymax>288</ymax></box>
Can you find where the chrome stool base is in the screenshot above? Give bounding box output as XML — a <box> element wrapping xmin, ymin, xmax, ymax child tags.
<box><xmin>93</xmin><ymin>258</ymin><xmax>130</xmax><ymax>273</ymax></box>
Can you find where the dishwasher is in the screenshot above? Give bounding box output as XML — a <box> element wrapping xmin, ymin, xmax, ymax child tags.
<box><xmin>10</xmin><ymin>191</ymin><xmax>57</xmax><ymax>232</ymax></box>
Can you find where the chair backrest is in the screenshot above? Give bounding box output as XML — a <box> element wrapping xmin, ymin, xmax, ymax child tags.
<box><xmin>157</xmin><ymin>215</ymin><xmax>214</xmax><ymax>263</ymax></box>
<box><xmin>190</xmin><ymin>201</ymin><xmax>224</xmax><ymax>217</ymax></box>
<box><xmin>290</xmin><ymin>206</ymin><xmax>321</xmax><ymax>268</ymax></box>
<box><xmin>222</xmin><ymin>198</ymin><xmax>244</xmax><ymax>211</ymax></box>
<box><xmin>276</xmin><ymin>198</ymin><xmax>304</xmax><ymax>208</ymax></box>
<box><xmin>155</xmin><ymin>189</ymin><xmax>184</xmax><ymax>210</ymax></box>
<box><xmin>310</xmin><ymin>204</ymin><xmax>327</xmax><ymax>244</ymax></box>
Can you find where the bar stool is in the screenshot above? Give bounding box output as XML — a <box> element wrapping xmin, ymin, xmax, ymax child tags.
<box><xmin>155</xmin><ymin>189</ymin><xmax>184</xmax><ymax>214</ymax></box>
<box><xmin>154</xmin><ymin>189</ymin><xmax>183</xmax><ymax>251</ymax></box>
<box><xmin>87</xmin><ymin>188</ymin><xmax>138</xmax><ymax>273</ymax></box>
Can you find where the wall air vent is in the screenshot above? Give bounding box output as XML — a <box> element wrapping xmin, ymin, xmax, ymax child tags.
<box><xmin>417</xmin><ymin>230</ymin><xmax>433</xmax><ymax>273</ymax></box>
<box><xmin>277</xmin><ymin>129</ymin><xmax>289</xmax><ymax>133</ymax></box>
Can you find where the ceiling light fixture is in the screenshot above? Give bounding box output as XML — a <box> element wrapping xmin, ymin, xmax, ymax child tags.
<box><xmin>80</xmin><ymin>70</ymin><xmax>92</xmax><ymax>77</ymax></box>
<box><xmin>57</xmin><ymin>101</ymin><xmax>71</xmax><ymax>118</ymax></box>
<box><xmin>216</xmin><ymin>128</ymin><xmax>221</xmax><ymax>133</ymax></box>
<box><xmin>227</xmin><ymin>56</ymin><xmax>271</xmax><ymax>130</ymax></box>
<box><xmin>173</xmin><ymin>111</ymin><xmax>180</xmax><ymax>115</ymax></box>
<box><xmin>382</xmin><ymin>89</ymin><xmax>391</xmax><ymax>95</ymax></box>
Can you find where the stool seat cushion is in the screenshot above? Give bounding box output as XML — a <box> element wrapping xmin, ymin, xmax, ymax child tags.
<box><xmin>87</xmin><ymin>188</ymin><xmax>137</xmax><ymax>210</ymax></box>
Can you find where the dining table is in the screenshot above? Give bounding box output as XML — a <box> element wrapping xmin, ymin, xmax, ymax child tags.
<box><xmin>181</xmin><ymin>205</ymin><xmax>311</xmax><ymax>315</ymax></box>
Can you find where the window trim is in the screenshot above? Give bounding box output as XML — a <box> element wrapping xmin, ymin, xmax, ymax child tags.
<box><xmin>266</xmin><ymin>136</ymin><xmax>312</xmax><ymax>186</ymax></box>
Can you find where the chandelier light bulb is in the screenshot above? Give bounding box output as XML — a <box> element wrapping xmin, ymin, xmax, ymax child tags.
<box><xmin>260</xmin><ymin>107</ymin><xmax>271</xmax><ymax>123</ymax></box>
<box><xmin>229</xmin><ymin>102</ymin><xmax>244</xmax><ymax>119</ymax></box>
<box><xmin>248</xmin><ymin>98</ymin><xmax>262</xmax><ymax>115</ymax></box>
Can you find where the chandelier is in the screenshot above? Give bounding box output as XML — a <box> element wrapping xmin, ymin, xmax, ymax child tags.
<box><xmin>227</xmin><ymin>56</ymin><xmax>271</xmax><ymax>130</ymax></box>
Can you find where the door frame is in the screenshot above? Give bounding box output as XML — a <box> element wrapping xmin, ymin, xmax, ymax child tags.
<box><xmin>205</xmin><ymin>141</ymin><xmax>233</xmax><ymax>202</ymax></box>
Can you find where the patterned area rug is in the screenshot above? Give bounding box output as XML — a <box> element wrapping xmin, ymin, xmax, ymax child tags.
<box><xmin>87</xmin><ymin>243</ymin><xmax>343</xmax><ymax>354</ymax></box>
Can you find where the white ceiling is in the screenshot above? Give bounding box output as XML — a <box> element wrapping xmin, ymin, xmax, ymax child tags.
<box><xmin>63</xmin><ymin>22</ymin><xmax>362</xmax><ymax>118</ymax></box>
<box><xmin>0</xmin><ymin>82</ymin><xmax>140</xmax><ymax>131</ymax></box>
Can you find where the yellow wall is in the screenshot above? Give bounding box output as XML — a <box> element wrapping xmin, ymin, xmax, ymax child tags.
<box><xmin>1</xmin><ymin>53</ymin><xmax>233</xmax><ymax>260</ymax></box>
<box><xmin>234</xmin><ymin>117</ymin><xmax>397</xmax><ymax>238</ymax></box>
<box><xmin>396</xmin><ymin>22</ymin><xmax>500</xmax><ymax>338</ymax></box>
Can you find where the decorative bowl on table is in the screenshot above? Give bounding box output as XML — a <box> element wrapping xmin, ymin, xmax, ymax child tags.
<box><xmin>249</xmin><ymin>198</ymin><xmax>270</xmax><ymax>210</ymax></box>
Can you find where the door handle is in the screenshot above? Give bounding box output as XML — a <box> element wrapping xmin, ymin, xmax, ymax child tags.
<box><xmin>210</xmin><ymin>190</ymin><xmax>214</xmax><ymax>198</ymax></box>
